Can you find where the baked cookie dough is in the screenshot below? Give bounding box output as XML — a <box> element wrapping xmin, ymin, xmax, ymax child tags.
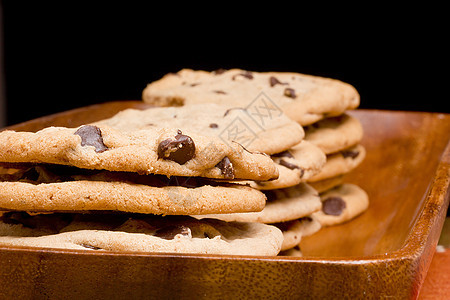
<box><xmin>0</xmin><ymin>213</ymin><xmax>283</xmax><ymax>256</ymax></box>
<box><xmin>251</xmin><ymin>141</ymin><xmax>326</xmax><ymax>190</ymax></box>
<box><xmin>142</xmin><ymin>69</ymin><xmax>360</xmax><ymax>125</ymax></box>
<box><xmin>0</xmin><ymin>125</ymin><xmax>278</xmax><ymax>181</ymax></box>
<box><xmin>94</xmin><ymin>103</ymin><xmax>304</xmax><ymax>155</ymax></box>
<box><xmin>193</xmin><ymin>183</ymin><xmax>321</xmax><ymax>223</ymax></box>
<box><xmin>304</xmin><ymin>113</ymin><xmax>364</xmax><ymax>154</ymax></box>
<box><xmin>307</xmin><ymin>144</ymin><xmax>366</xmax><ymax>182</ymax></box>
<box><xmin>313</xmin><ymin>183</ymin><xmax>369</xmax><ymax>227</ymax></box>
<box><xmin>0</xmin><ymin>164</ymin><xmax>267</xmax><ymax>215</ymax></box>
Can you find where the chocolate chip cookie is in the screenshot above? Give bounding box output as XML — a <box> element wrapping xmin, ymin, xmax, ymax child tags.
<box><xmin>307</xmin><ymin>144</ymin><xmax>366</xmax><ymax>183</ymax></box>
<box><xmin>0</xmin><ymin>164</ymin><xmax>267</xmax><ymax>215</ymax></box>
<box><xmin>94</xmin><ymin>103</ymin><xmax>304</xmax><ymax>155</ymax></box>
<box><xmin>194</xmin><ymin>182</ymin><xmax>321</xmax><ymax>224</ymax></box>
<box><xmin>142</xmin><ymin>68</ymin><xmax>360</xmax><ymax>125</ymax></box>
<box><xmin>312</xmin><ymin>183</ymin><xmax>369</xmax><ymax>227</ymax></box>
<box><xmin>250</xmin><ymin>141</ymin><xmax>326</xmax><ymax>190</ymax></box>
<box><xmin>304</xmin><ymin>113</ymin><xmax>364</xmax><ymax>154</ymax></box>
<box><xmin>0</xmin><ymin>124</ymin><xmax>278</xmax><ymax>181</ymax></box>
<box><xmin>0</xmin><ymin>213</ymin><xmax>284</xmax><ymax>255</ymax></box>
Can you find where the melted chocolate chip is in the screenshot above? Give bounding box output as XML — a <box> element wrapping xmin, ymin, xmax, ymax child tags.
<box><xmin>209</xmin><ymin>123</ymin><xmax>219</xmax><ymax>128</ymax></box>
<box><xmin>213</xmin><ymin>68</ymin><xmax>227</xmax><ymax>75</ymax></box>
<box><xmin>269</xmin><ymin>76</ymin><xmax>288</xmax><ymax>87</ymax></box>
<box><xmin>342</xmin><ymin>149</ymin><xmax>360</xmax><ymax>159</ymax></box>
<box><xmin>215</xmin><ymin>156</ymin><xmax>234</xmax><ymax>179</ymax></box>
<box><xmin>279</xmin><ymin>159</ymin><xmax>300</xmax><ymax>170</ymax></box>
<box><xmin>322</xmin><ymin>196</ymin><xmax>346</xmax><ymax>216</ymax></box>
<box><xmin>271</xmin><ymin>150</ymin><xmax>294</xmax><ymax>159</ymax></box>
<box><xmin>284</xmin><ymin>88</ymin><xmax>297</xmax><ymax>99</ymax></box>
<box><xmin>74</xmin><ymin>125</ymin><xmax>108</xmax><ymax>153</ymax></box>
<box><xmin>154</xmin><ymin>225</ymin><xmax>191</xmax><ymax>240</ymax></box>
<box><xmin>80</xmin><ymin>244</ymin><xmax>103</xmax><ymax>250</ymax></box>
<box><xmin>223</xmin><ymin>107</ymin><xmax>246</xmax><ymax>117</ymax></box>
<box><xmin>232</xmin><ymin>71</ymin><xmax>253</xmax><ymax>80</ymax></box>
<box><xmin>157</xmin><ymin>130</ymin><xmax>196</xmax><ymax>164</ymax></box>
<box><xmin>213</xmin><ymin>90</ymin><xmax>227</xmax><ymax>94</ymax></box>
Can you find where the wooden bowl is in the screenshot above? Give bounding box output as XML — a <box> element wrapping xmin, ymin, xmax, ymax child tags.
<box><xmin>0</xmin><ymin>101</ymin><xmax>449</xmax><ymax>299</ymax></box>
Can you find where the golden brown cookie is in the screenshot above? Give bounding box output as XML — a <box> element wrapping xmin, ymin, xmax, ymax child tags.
<box><xmin>0</xmin><ymin>213</ymin><xmax>284</xmax><ymax>256</ymax></box>
<box><xmin>142</xmin><ymin>69</ymin><xmax>360</xmax><ymax>125</ymax></box>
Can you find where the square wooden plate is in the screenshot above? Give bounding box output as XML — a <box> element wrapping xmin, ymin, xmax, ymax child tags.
<box><xmin>1</xmin><ymin>101</ymin><xmax>449</xmax><ymax>299</ymax></box>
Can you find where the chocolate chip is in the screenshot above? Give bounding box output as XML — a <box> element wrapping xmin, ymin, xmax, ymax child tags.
<box><xmin>342</xmin><ymin>149</ymin><xmax>360</xmax><ymax>159</ymax></box>
<box><xmin>79</xmin><ymin>243</ymin><xmax>103</xmax><ymax>250</ymax></box>
<box><xmin>269</xmin><ymin>76</ymin><xmax>288</xmax><ymax>87</ymax></box>
<box><xmin>223</xmin><ymin>107</ymin><xmax>246</xmax><ymax>117</ymax></box>
<box><xmin>322</xmin><ymin>196</ymin><xmax>346</xmax><ymax>216</ymax></box>
<box><xmin>157</xmin><ymin>130</ymin><xmax>196</xmax><ymax>164</ymax></box>
<box><xmin>284</xmin><ymin>88</ymin><xmax>297</xmax><ymax>99</ymax></box>
<box><xmin>215</xmin><ymin>156</ymin><xmax>234</xmax><ymax>179</ymax></box>
<box><xmin>279</xmin><ymin>159</ymin><xmax>300</xmax><ymax>170</ymax></box>
<box><xmin>209</xmin><ymin>123</ymin><xmax>219</xmax><ymax>128</ymax></box>
<box><xmin>213</xmin><ymin>68</ymin><xmax>227</xmax><ymax>75</ymax></box>
<box><xmin>213</xmin><ymin>90</ymin><xmax>227</xmax><ymax>94</ymax></box>
<box><xmin>279</xmin><ymin>159</ymin><xmax>305</xmax><ymax>177</ymax></box>
<box><xmin>74</xmin><ymin>125</ymin><xmax>108</xmax><ymax>153</ymax></box>
<box><xmin>190</xmin><ymin>83</ymin><xmax>201</xmax><ymax>87</ymax></box>
<box><xmin>154</xmin><ymin>225</ymin><xmax>191</xmax><ymax>240</ymax></box>
<box><xmin>232</xmin><ymin>71</ymin><xmax>253</xmax><ymax>80</ymax></box>
<box><xmin>271</xmin><ymin>150</ymin><xmax>294</xmax><ymax>159</ymax></box>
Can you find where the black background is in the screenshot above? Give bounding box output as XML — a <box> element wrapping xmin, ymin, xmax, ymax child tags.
<box><xmin>1</xmin><ymin>3</ymin><xmax>447</xmax><ymax>126</ymax></box>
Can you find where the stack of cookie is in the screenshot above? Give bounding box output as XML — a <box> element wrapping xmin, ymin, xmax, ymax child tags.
<box><xmin>303</xmin><ymin>114</ymin><xmax>369</xmax><ymax>228</ymax></box>
<box><xmin>141</xmin><ymin>68</ymin><xmax>370</xmax><ymax>255</ymax></box>
<box><xmin>0</xmin><ymin>117</ymin><xmax>289</xmax><ymax>255</ymax></box>
<box><xmin>92</xmin><ymin>103</ymin><xmax>329</xmax><ymax>254</ymax></box>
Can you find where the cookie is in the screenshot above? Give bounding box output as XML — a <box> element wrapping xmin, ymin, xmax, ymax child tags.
<box><xmin>304</xmin><ymin>113</ymin><xmax>364</xmax><ymax>154</ymax></box>
<box><xmin>274</xmin><ymin>216</ymin><xmax>321</xmax><ymax>251</ymax></box>
<box><xmin>313</xmin><ymin>183</ymin><xmax>369</xmax><ymax>227</ymax></box>
<box><xmin>0</xmin><ymin>124</ymin><xmax>278</xmax><ymax>181</ymax></box>
<box><xmin>142</xmin><ymin>69</ymin><xmax>360</xmax><ymax>125</ymax></box>
<box><xmin>307</xmin><ymin>144</ymin><xmax>366</xmax><ymax>182</ymax></box>
<box><xmin>308</xmin><ymin>175</ymin><xmax>345</xmax><ymax>193</ymax></box>
<box><xmin>94</xmin><ymin>103</ymin><xmax>304</xmax><ymax>155</ymax></box>
<box><xmin>0</xmin><ymin>213</ymin><xmax>284</xmax><ymax>256</ymax></box>
<box><xmin>0</xmin><ymin>165</ymin><xmax>267</xmax><ymax>215</ymax></box>
<box><xmin>193</xmin><ymin>183</ymin><xmax>321</xmax><ymax>223</ymax></box>
<box><xmin>250</xmin><ymin>141</ymin><xmax>326</xmax><ymax>190</ymax></box>
<box><xmin>251</xmin><ymin>141</ymin><xmax>326</xmax><ymax>190</ymax></box>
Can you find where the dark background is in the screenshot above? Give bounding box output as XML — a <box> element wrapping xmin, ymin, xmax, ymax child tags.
<box><xmin>1</xmin><ymin>3</ymin><xmax>447</xmax><ymax>126</ymax></box>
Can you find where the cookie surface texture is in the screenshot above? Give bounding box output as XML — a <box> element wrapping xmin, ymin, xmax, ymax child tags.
<box><xmin>142</xmin><ymin>69</ymin><xmax>360</xmax><ymax>125</ymax></box>
<box><xmin>0</xmin><ymin>214</ymin><xmax>283</xmax><ymax>256</ymax></box>
<box><xmin>193</xmin><ymin>183</ymin><xmax>321</xmax><ymax>223</ymax></box>
<box><xmin>313</xmin><ymin>183</ymin><xmax>369</xmax><ymax>226</ymax></box>
<box><xmin>0</xmin><ymin>125</ymin><xmax>278</xmax><ymax>181</ymax></box>
<box><xmin>0</xmin><ymin>165</ymin><xmax>267</xmax><ymax>215</ymax></box>
<box><xmin>250</xmin><ymin>141</ymin><xmax>326</xmax><ymax>190</ymax></box>
<box><xmin>307</xmin><ymin>144</ymin><xmax>366</xmax><ymax>182</ymax></box>
<box><xmin>94</xmin><ymin>103</ymin><xmax>304</xmax><ymax>155</ymax></box>
<box><xmin>304</xmin><ymin>113</ymin><xmax>364</xmax><ymax>154</ymax></box>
